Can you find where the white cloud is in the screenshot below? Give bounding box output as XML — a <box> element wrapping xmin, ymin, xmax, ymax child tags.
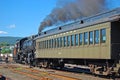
<box><xmin>0</xmin><ymin>31</ymin><xmax>8</xmax><ymax>34</ymax></box>
<box><xmin>8</xmin><ymin>24</ymin><xmax>16</xmax><ymax>28</ymax></box>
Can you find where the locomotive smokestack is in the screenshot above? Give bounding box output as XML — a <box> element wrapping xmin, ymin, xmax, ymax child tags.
<box><xmin>39</xmin><ymin>0</ymin><xmax>120</xmax><ymax>32</ymax></box>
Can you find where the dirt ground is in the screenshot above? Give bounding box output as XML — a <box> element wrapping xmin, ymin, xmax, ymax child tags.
<box><xmin>0</xmin><ymin>62</ymin><xmax>119</xmax><ymax>80</ymax></box>
<box><xmin>0</xmin><ymin>63</ymin><xmax>36</xmax><ymax>80</ymax></box>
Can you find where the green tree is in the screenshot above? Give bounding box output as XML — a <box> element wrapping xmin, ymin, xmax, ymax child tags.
<box><xmin>1</xmin><ymin>47</ymin><xmax>11</xmax><ymax>54</ymax></box>
<box><xmin>0</xmin><ymin>42</ymin><xmax>10</xmax><ymax>47</ymax></box>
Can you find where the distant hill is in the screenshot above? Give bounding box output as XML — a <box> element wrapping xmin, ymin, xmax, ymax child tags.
<box><xmin>0</xmin><ymin>36</ymin><xmax>22</xmax><ymax>45</ymax></box>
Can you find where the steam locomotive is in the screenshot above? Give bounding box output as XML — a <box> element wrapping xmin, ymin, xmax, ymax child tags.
<box><xmin>13</xmin><ymin>36</ymin><xmax>36</xmax><ymax>64</ymax></box>
<box><xmin>13</xmin><ymin>8</ymin><xmax>120</xmax><ymax>76</ymax></box>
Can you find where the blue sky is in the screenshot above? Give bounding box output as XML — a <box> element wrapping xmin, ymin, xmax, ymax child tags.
<box><xmin>0</xmin><ymin>0</ymin><xmax>120</xmax><ymax>37</ymax></box>
<box><xmin>106</xmin><ymin>0</ymin><xmax>120</xmax><ymax>9</ymax></box>
<box><xmin>0</xmin><ymin>0</ymin><xmax>57</xmax><ymax>37</ymax></box>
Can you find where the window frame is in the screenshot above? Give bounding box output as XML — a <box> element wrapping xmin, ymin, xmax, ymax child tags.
<box><xmin>71</xmin><ymin>35</ymin><xmax>75</xmax><ymax>46</ymax></box>
<box><xmin>79</xmin><ymin>33</ymin><xmax>83</xmax><ymax>45</ymax></box>
<box><xmin>63</xmin><ymin>36</ymin><xmax>67</xmax><ymax>47</ymax></box>
<box><xmin>49</xmin><ymin>40</ymin><xmax>51</xmax><ymax>48</ymax></box>
<box><xmin>89</xmin><ymin>31</ymin><xmax>93</xmax><ymax>44</ymax></box>
<box><xmin>67</xmin><ymin>36</ymin><xmax>71</xmax><ymax>47</ymax></box>
<box><xmin>84</xmin><ymin>32</ymin><xmax>88</xmax><ymax>45</ymax></box>
<box><xmin>59</xmin><ymin>37</ymin><xmax>62</xmax><ymax>47</ymax></box>
<box><xmin>101</xmin><ymin>28</ymin><xmax>106</xmax><ymax>43</ymax></box>
<box><xmin>75</xmin><ymin>34</ymin><xmax>79</xmax><ymax>46</ymax></box>
<box><xmin>94</xmin><ymin>30</ymin><xmax>99</xmax><ymax>44</ymax></box>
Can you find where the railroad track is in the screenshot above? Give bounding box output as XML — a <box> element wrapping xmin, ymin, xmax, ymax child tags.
<box><xmin>0</xmin><ymin>63</ymin><xmax>113</xmax><ymax>80</ymax></box>
<box><xmin>6</xmin><ymin>64</ymin><xmax>81</xmax><ymax>80</ymax></box>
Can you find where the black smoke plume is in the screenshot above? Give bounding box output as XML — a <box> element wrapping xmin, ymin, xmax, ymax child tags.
<box><xmin>39</xmin><ymin>0</ymin><xmax>106</xmax><ymax>32</ymax></box>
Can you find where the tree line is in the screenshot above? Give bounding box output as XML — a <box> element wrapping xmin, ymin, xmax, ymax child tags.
<box><xmin>0</xmin><ymin>42</ymin><xmax>12</xmax><ymax>54</ymax></box>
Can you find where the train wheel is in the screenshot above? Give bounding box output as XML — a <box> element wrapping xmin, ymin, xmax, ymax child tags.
<box><xmin>59</xmin><ymin>62</ymin><xmax>64</xmax><ymax>69</ymax></box>
<box><xmin>43</xmin><ymin>61</ymin><xmax>48</xmax><ymax>68</ymax></box>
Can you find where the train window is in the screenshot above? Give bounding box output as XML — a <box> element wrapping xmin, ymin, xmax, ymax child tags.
<box><xmin>42</xmin><ymin>41</ymin><xmax>44</xmax><ymax>49</ymax></box>
<box><xmin>63</xmin><ymin>36</ymin><xmax>67</xmax><ymax>47</ymax></box>
<box><xmin>27</xmin><ymin>41</ymin><xmax>30</xmax><ymax>46</ymax></box>
<box><xmin>39</xmin><ymin>42</ymin><xmax>40</xmax><ymax>49</ymax></box>
<box><xmin>44</xmin><ymin>41</ymin><xmax>46</xmax><ymax>49</ymax></box>
<box><xmin>57</xmin><ymin>38</ymin><xmax>59</xmax><ymax>48</ymax></box>
<box><xmin>39</xmin><ymin>42</ymin><xmax>41</xmax><ymax>49</ymax></box>
<box><xmin>45</xmin><ymin>41</ymin><xmax>47</xmax><ymax>49</ymax></box>
<box><xmin>26</xmin><ymin>41</ymin><xmax>28</xmax><ymax>47</ymax></box>
<box><xmin>79</xmin><ymin>33</ymin><xmax>83</xmax><ymax>45</ymax></box>
<box><xmin>51</xmin><ymin>39</ymin><xmax>54</xmax><ymax>48</ymax></box>
<box><xmin>101</xmin><ymin>28</ymin><xmax>106</xmax><ymax>43</ymax></box>
<box><xmin>53</xmin><ymin>39</ymin><xmax>55</xmax><ymax>48</ymax></box>
<box><xmin>28</xmin><ymin>41</ymin><xmax>30</xmax><ymax>46</ymax></box>
<box><xmin>75</xmin><ymin>34</ymin><xmax>79</xmax><ymax>46</ymax></box>
<box><xmin>89</xmin><ymin>31</ymin><xmax>93</xmax><ymax>44</ymax></box>
<box><xmin>47</xmin><ymin>40</ymin><xmax>49</xmax><ymax>48</ymax></box>
<box><xmin>43</xmin><ymin>41</ymin><xmax>45</xmax><ymax>48</ymax></box>
<box><xmin>23</xmin><ymin>41</ymin><xmax>26</xmax><ymax>48</ymax></box>
<box><xmin>44</xmin><ymin>41</ymin><xmax>46</xmax><ymax>48</ymax></box>
<box><xmin>46</xmin><ymin>40</ymin><xmax>48</xmax><ymax>48</ymax></box>
<box><xmin>56</xmin><ymin>38</ymin><xmax>58</xmax><ymax>48</ymax></box>
<box><xmin>67</xmin><ymin>36</ymin><xmax>71</xmax><ymax>46</ymax></box>
<box><xmin>41</xmin><ymin>41</ymin><xmax>44</xmax><ymax>49</ymax></box>
<box><xmin>94</xmin><ymin>30</ymin><xmax>99</xmax><ymax>44</ymax></box>
<box><xmin>71</xmin><ymin>35</ymin><xmax>74</xmax><ymax>46</ymax></box>
<box><xmin>46</xmin><ymin>40</ymin><xmax>48</xmax><ymax>49</ymax></box>
<box><xmin>30</xmin><ymin>40</ymin><xmax>33</xmax><ymax>46</ymax></box>
<box><xmin>43</xmin><ymin>41</ymin><xmax>44</xmax><ymax>49</ymax></box>
<box><xmin>49</xmin><ymin>40</ymin><xmax>51</xmax><ymax>48</ymax></box>
<box><xmin>40</xmin><ymin>42</ymin><xmax>42</xmax><ymax>49</ymax></box>
<box><xmin>84</xmin><ymin>32</ymin><xmax>88</xmax><ymax>45</ymax></box>
<box><xmin>44</xmin><ymin>41</ymin><xmax>47</xmax><ymax>48</ymax></box>
<box><xmin>59</xmin><ymin>37</ymin><xmax>62</xmax><ymax>47</ymax></box>
<box><xmin>54</xmin><ymin>39</ymin><xmax>57</xmax><ymax>48</ymax></box>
